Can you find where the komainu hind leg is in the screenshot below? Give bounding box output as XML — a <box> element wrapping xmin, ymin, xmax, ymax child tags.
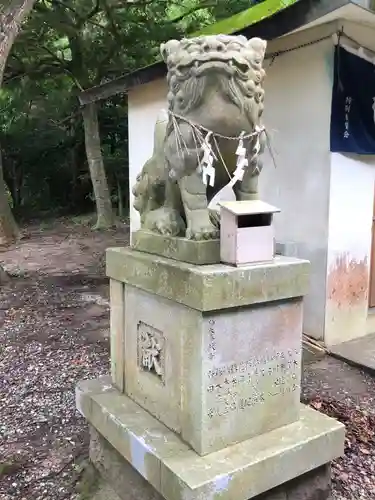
<box><xmin>142</xmin><ymin>179</ymin><xmax>186</xmax><ymax>236</ymax></box>
<box><xmin>143</xmin><ymin>207</ymin><xmax>185</xmax><ymax>236</ymax></box>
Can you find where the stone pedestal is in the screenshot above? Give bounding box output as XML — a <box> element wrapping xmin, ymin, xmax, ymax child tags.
<box><xmin>107</xmin><ymin>247</ymin><xmax>309</xmax><ymax>455</ymax></box>
<box><xmin>77</xmin><ymin>245</ymin><xmax>345</xmax><ymax>500</ymax></box>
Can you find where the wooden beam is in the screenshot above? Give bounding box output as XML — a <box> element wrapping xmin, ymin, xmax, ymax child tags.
<box><xmin>78</xmin><ymin>61</ymin><xmax>166</xmax><ymax>105</ymax></box>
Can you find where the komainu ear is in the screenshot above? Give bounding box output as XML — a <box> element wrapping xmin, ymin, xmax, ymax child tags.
<box><xmin>160</xmin><ymin>39</ymin><xmax>180</xmax><ymax>62</ymax></box>
<box><xmin>247</xmin><ymin>38</ymin><xmax>267</xmax><ymax>61</ymax></box>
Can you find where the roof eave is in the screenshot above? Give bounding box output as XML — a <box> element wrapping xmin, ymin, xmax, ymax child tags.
<box><xmin>78</xmin><ymin>0</ymin><xmax>351</xmax><ymax>105</ymax></box>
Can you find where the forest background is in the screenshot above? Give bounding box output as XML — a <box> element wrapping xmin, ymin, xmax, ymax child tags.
<box><xmin>0</xmin><ymin>0</ymin><xmax>270</xmax><ymax>242</ymax></box>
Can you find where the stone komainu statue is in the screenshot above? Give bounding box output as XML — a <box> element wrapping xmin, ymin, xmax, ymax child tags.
<box><xmin>132</xmin><ymin>34</ymin><xmax>267</xmax><ymax>241</ymax></box>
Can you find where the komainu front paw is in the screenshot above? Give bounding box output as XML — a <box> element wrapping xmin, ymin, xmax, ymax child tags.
<box><xmin>143</xmin><ymin>208</ymin><xmax>186</xmax><ymax>237</ymax></box>
<box><xmin>185</xmin><ymin>219</ymin><xmax>219</xmax><ymax>240</ymax></box>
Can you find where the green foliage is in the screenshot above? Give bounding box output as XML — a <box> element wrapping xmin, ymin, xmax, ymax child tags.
<box><xmin>1</xmin><ymin>74</ymin><xmax>79</xmax><ymax>213</ymax></box>
<box><xmin>0</xmin><ymin>0</ymin><xmax>280</xmax><ymax>218</ymax></box>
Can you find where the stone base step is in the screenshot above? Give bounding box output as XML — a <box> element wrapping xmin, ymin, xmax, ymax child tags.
<box><xmin>76</xmin><ymin>376</ymin><xmax>345</xmax><ymax>500</ymax></box>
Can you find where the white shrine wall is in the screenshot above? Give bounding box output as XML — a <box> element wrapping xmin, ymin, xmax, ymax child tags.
<box><xmin>260</xmin><ymin>24</ymin><xmax>334</xmax><ymax>341</ymax></box>
<box><xmin>323</xmin><ymin>20</ymin><xmax>375</xmax><ymax>345</ymax></box>
<box><xmin>126</xmin><ymin>20</ymin><xmax>375</xmax><ymax>345</ymax></box>
<box><xmin>325</xmin><ymin>153</ymin><xmax>374</xmax><ymax>346</ymax></box>
<box><xmin>128</xmin><ymin>80</ymin><xmax>168</xmax><ymax>237</ymax></box>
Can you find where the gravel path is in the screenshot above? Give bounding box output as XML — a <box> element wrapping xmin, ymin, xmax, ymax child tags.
<box><xmin>0</xmin><ymin>276</ymin><xmax>109</xmax><ymax>500</ymax></box>
<box><xmin>0</xmin><ymin>220</ymin><xmax>126</xmax><ymax>500</ymax></box>
<box><xmin>1</xmin><ymin>219</ymin><xmax>375</xmax><ymax>499</ymax></box>
<box><xmin>303</xmin><ymin>354</ymin><xmax>375</xmax><ymax>499</ymax></box>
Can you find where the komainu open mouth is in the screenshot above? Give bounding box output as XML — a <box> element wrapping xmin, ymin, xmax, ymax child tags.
<box><xmin>176</xmin><ymin>58</ymin><xmax>251</xmax><ymax>78</ymax></box>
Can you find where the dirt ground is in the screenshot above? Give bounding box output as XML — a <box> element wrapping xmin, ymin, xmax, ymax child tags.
<box><xmin>0</xmin><ymin>217</ymin><xmax>374</xmax><ymax>500</ymax></box>
<box><xmin>0</xmin><ymin>217</ymin><xmax>127</xmax><ymax>500</ymax></box>
<box><xmin>302</xmin><ymin>354</ymin><xmax>375</xmax><ymax>500</ymax></box>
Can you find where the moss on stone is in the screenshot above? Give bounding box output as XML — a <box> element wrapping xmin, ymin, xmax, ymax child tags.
<box><xmin>131</xmin><ymin>230</ymin><xmax>220</xmax><ymax>265</ymax></box>
<box><xmin>106</xmin><ymin>247</ymin><xmax>310</xmax><ymax>312</ymax></box>
<box><xmin>193</xmin><ymin>0</ymin><xmax>300</xmax><ymax>36</ymax></box>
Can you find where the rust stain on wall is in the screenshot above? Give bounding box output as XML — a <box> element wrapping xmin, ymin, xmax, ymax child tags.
<box><xmin>327</xmin><ymin>253</ymin><xmax>368</xmax><ymax>308</ymax></box>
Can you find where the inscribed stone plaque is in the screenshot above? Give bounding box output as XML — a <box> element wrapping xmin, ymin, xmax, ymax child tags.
<box><xmin>204</xmin><ymin>301</ymin><xmax>302</xmax><ymax>451</ymax></box>
<box><xmin>181</xmin><ymin>299</ymin><xmax>304</xmax><ymax>455</ymax></box>
<box><xmin>137</xmin><ymin>321</ymin><xmax>165</xmax><ymax>383</ymax></box>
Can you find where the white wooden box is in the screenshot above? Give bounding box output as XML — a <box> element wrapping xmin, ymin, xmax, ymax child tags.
<box><xmin>219</xmin><ymin>200</ymin><xmax>280</xmax><ymax>266</ymax></box>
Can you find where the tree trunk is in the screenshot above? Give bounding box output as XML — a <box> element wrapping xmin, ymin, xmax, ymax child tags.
<box><xmin>117</xmin><ymin>177</ymin><xmax>123</xmax><ymax>218</ymax></box>
<box><xmin>0</xmin><ymin>0</ymin><xmax>36</xmax><ymax>245</ymax></box>
<box><xmin>82</xmin><ymin>102</ymin><xmax>114</xmax><ymax>229</ymax></box>
<box><xmin>0</xmin><ymin>153</ymin><xmax>18</xmax><ymax>244</ymax></box>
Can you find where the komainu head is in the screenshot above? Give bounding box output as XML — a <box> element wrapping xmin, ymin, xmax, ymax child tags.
<box><xmin>160</xmin><ymin>34</ymin><xmax>267</xmax><ymax>120</ymax></box>
<box><xmin>161</xmin><ymin>34</ymin><xmax>266</xmax><ymax>80</ymax></box>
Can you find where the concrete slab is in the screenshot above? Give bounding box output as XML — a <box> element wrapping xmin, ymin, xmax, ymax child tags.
<box><xmin>329</xmin><ymin>333</ymin><xmax>375</xmax><ymax>373</ymax></box>
<box><xmin>90</xmin><ymin>426</ymin><xmax>162</xmax><ymax>500</ymax></box>
<box><xmin>76</xmin><ymin>376</ymin><xmax>345</xmax><ymax>500</ymax></box>
<box><xmin>91</xmin><ymin>482</ymin><xmax>122</xmax><ymax>500</ymax></box>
